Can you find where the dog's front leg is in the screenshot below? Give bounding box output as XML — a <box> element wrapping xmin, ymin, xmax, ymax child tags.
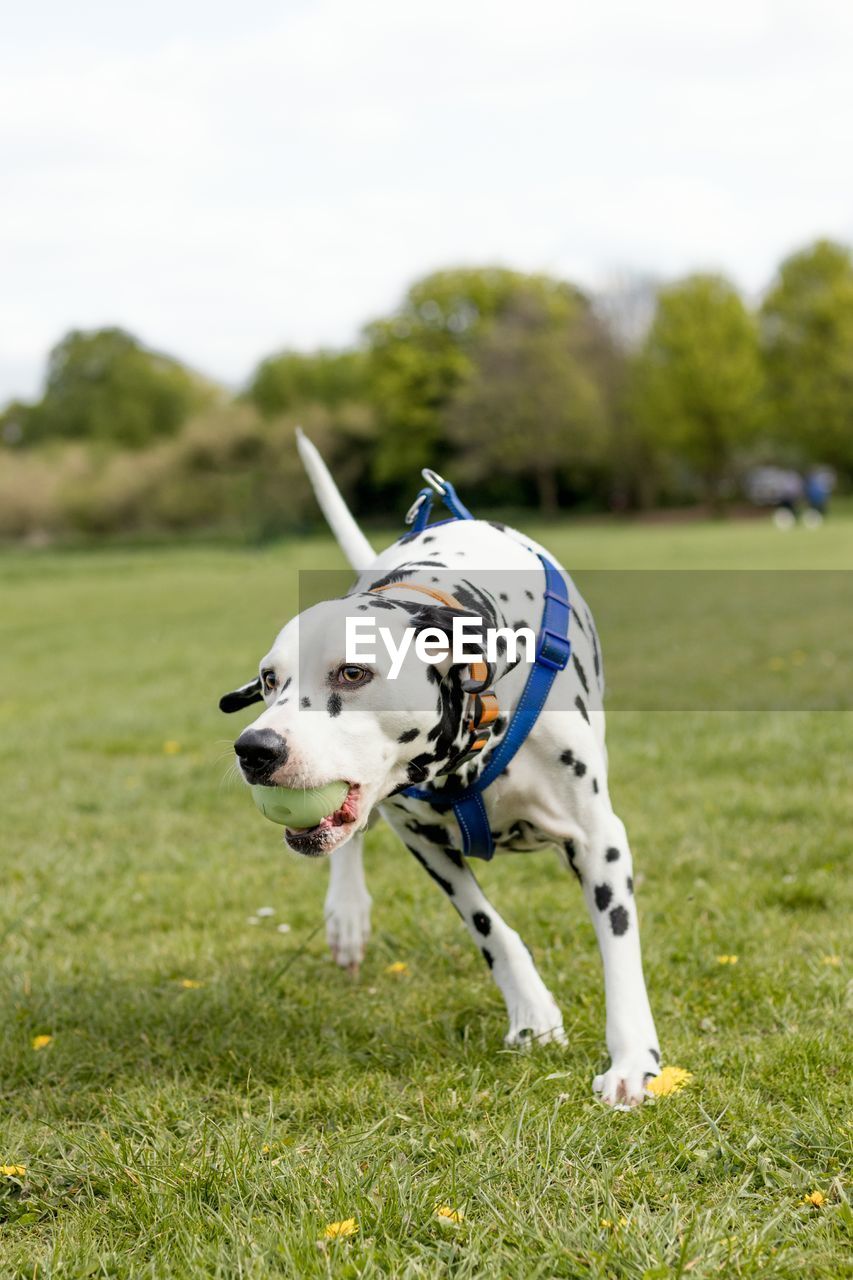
<box><xmin>325</xmin><ymin>831</ymin><xmax>372</xmax><ymax>973</ymax></box>
<box><xmin>401</xmin><ymin>836</ymin><xmax>566</xmax><ymax>1046</ymax></box>
<box><xmin>567</xmin><ymin>812</ymin><xmax>660</xmax><ymax>1107</ymax></box>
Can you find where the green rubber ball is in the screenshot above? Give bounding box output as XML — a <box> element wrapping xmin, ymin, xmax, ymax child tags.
<box><xmin>251</xmin><ymin>781</ymin><xmax>349</xmax><ymax>828</ymax></box>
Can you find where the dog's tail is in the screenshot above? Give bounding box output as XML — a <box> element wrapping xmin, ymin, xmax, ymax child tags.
<box><xmin>295</xmin><ymin>428</ymin><xmax>376</xmax><ymax>570</ymax></box>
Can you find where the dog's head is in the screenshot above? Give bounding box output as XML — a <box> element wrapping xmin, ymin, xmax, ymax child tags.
<box><xmin>220</xmin><ymin>592</ymin><xmax>493</xmax><ymax>856</ymax></box>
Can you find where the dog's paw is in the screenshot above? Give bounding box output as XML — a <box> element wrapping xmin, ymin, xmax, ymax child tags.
<box><xmin>324</xmin><ymin>892</ymin><xmax>371</xmax><ymax>972</ymax></box>
<box><xmin>504</xmin><ymin>993</ymin><xmax>567</xmax><ymax>1048</ymax></box>
<box><xmin>592</xmin><ymin>1050</ymin><xmax>660</xmax><ymax>1109</ymax></box>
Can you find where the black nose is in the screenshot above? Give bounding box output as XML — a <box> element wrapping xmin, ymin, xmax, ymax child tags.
<box><xmin>234</xmin><ymin>728</ymin><xmax>288</xmax><ymax>780</ymax></box>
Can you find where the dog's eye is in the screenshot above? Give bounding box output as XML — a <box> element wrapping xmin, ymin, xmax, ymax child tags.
<box><xmin>261</xmin><ymin>670</ymin><xmax>277</xmax><ymax>692</ymax></box>
<box><xmin>337</xmin><ymin>664</ymin><xmax>371</xmax><ymax>687</ymax></box>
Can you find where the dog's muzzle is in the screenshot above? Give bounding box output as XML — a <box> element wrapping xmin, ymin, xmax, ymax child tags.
<box><xmin>234</xmin><ymin>728</ymin><xmax>288</xmax><ymax>783</ymax></box>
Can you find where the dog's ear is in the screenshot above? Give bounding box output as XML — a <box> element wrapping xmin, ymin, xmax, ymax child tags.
<box><xmin>219</xmin><ymin>677</ymin><xmax>263</xmax><ymax>713</ymax></box>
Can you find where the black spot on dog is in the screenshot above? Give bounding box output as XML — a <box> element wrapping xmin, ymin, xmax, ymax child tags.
<box><xmin>356</xmin><ymin>603</ymin><xmax>369</xmax><ymax>611</ymax></box>
<box><xmin>431</xmin><ymin>576</ymin><xmax>440</xmax><ymax>583</ymax></box>
<box><xmin>423</xmin><ymin>535</ymin><xmax>435</xmax><ymax>543</ymax></box>
<box><xmin>490</xmin><ymin>521</ymin><xmax>506</xmax><ymax>532</ymax></box>
<box><xmin>564</xmin><ymin>839</ymin><xmax>582</xmax><ymax>883</ymax></box>
<box><xmin>592</xmin><ymin>778</ymin><xmax>599</xmax><ymax>794</ymax></box>
<box><xmin>397</xmin><ymin>727</ymin><xmax>419</xmax><ymax>743</ymax></box>
<box><xmin>472</xmin><ymin>911</ymin><xmax>491</xmax><ymax>936</ymax></box>
<box><xmin>499</xmin><ymin>592</ymin><xmax>509</xmax><ymax>602</ymax></box>
<box><xmin>626</xmin><ymin>875</ymin><xmax>634</xmax><ymax>895</ymax></box>
<box><xmin>524</xmin><ymin>589</ymin><xmax>534</xmax><ymax>600</ymax></box>
<box><xmin>650</xmin><ymin>1048</ymin><xmax>660</xmax><ymax>1064</ymax></box>
<box><xmin>594</xmin><ymin>883</ymin><xmax>612</xmax><ymax>911</ymax></box>
<box><xmin>559</xmin><ymin>749</ymin><xmax>587</xmax><ymax>778</ymax></box>
<box><xmin>406</xmin><ymin>819</ymin><xmax>449</xmax><ymax>847</ymax></box>
<box><xmin>327</xmin><ymin>693</ymin><xmax>342</xmax><ymax>717</ymax></box>
<box><xmin>610</xmin><ymin>905</ymin><xmax>629</xmax><ymax>936</ymax></box>
<box><xmin>407</xmin><ymin>846</ymin><xmax>454</xmax><ymax>896</ymax></box>
<box><xmin>572</xmin><ymin>653</ymin><xmax>589</xmax><ymax>695</ymax></box>
<box><xmin>493</xmin><ymin>716</ymin><xmax>507</xmax><ymax>737</ymax></box>
<box><xmin>605</xmin><ymin>847</ymin><xmax>620</xmax><ymax>862</ymax></box>
<box><xmin>276</xmin><ymin>696</ymin><xmax>289</xmax><ymax>706</ymax></box>
<box><xmin>481</xmin><ymin>947</ymin><xmax>494</xmax><ymax>968</ymax></box>
<box><xmin>575</xmin><ymin>695</ymin><xmax>590</xmax><ymax>724</ymax></box>
<box><xmin>280</xmin><ymin>677</ymin><xmax>291</xmax><ymax>692</ymax></box>
<box><xmin>301</xmin><ymin>696</ymin><xmax>311</xmax><ymax>708</ymax></box>
<box><xmin>588</xmin><ymin>614</ymin><xmax>601</xmax><ymax>678</ymax></box>
<box><xmin>406</xmin><ymin>754</ymin><xmax>433</xmax><ymax>784</ymax></box>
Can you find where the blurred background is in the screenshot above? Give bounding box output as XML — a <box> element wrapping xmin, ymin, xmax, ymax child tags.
<box><xmin>2</xmin><ymin>0</ymin><xmax>853</xmax><ymax>541</ymax></box>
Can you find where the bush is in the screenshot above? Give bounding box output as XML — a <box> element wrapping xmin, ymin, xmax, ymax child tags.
<box><xmin>0</xmin><ymin>403</ymin><xmax>373</xmax><ymax>543</ymax></box>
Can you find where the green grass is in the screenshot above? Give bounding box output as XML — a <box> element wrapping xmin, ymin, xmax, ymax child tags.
<box><xmin>1</xmin><ymin>513</ymin><xmax>851</xmax><ymax>1278</ymax></box>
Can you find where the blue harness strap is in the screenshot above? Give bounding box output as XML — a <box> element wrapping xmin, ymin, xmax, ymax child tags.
<box><xmin>400</xmin><ymin>473</ymin><xmax>571</xmax><ymax>861</ymax></box>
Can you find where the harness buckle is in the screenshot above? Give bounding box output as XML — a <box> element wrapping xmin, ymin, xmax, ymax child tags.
<box><xmin>537</xmin><ymin>628</ymin><xmax>571</xmax><ymax>671</ymax></box>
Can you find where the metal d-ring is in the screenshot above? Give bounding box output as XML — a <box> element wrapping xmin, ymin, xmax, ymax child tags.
<box><xmin>421</xmin><ymin>468</ymin><xmax>447</xmax><ymax>495</ymax></box>
<box><xmin>405</xmin><ymin>492</ymin><xmax>428</xmax><ymax>525</ymax></box>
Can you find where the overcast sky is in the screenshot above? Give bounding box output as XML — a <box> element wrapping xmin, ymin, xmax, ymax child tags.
<box><xmin>2</xmin><ymin>0</ymin><xmax>852</xmax><ymax>403</ymax></box>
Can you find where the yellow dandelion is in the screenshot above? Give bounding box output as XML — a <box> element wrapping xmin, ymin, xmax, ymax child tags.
<box><xmin>647</xmin><ymin>1066</ymin><xmax>693</xmax><ymax>1097</ymax></box>
<box><xmin>822</xmin><ymin>955</ymin><xmax>841</xmax><ymax>967</ymax></box>
<box><xmin>163</xmin><ymin>740</ymin><xmax>181</xmax><ymax>755</ymax></box>
<box><xmin>435</xmin><ymin>1204</ymin><xmax>464</xmax><ymax>1223</ymax></box>
<box><xmin>768</xmin><ymin>657</ymin><xmax>786</xmax><ymax>671</ymax></box>
<box><xmin>385</xmin><ymin>961</ymin><xmax>409</xmax><ymax>975</ymax></box>
<box><xmin>31</xmin><ymin>1034</ymin><xmax>52</xmax><ymax>1051</ymax></box>
<box><xmin>600</xmin><ymin>1216</ymin><xmax>627</xmax><ymax>1229</ymax></box>
<box><xmin>803</xmin><ymin>1190</ymin><xmax>825</xmax><ymax>1207</ymax></box>
<box><xmin>324</xmin><ymin>1218</ymin><xmax>358</xmax><ymax>1238</ymax></box>
<box><xmin>716</xmin><ymin>955</ymin><xmax>738</xmax><ymax>965</ymax></box>
<box><xmin>1</xmin><ymin>1165</ymin><xmax>26</xmax><ymax>1177</ymax></box>
<box><xmin>178</xmin><ymin>979</ymin><xmax>204</xmax><ymax>989</ymax></box>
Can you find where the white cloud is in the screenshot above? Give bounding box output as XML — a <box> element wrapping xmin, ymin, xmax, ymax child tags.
<box><xmin>1</xmin><ymin>0</ymin><xmax>852</xmax><ymax>401</ymax></box>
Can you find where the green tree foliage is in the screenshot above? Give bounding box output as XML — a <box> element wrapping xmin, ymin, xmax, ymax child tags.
<box><xmin>25</xmin><ymin>327</ymin><xmax>214</xmax><ymax>448</ymax></box>
<box><xmin>760</xmin><ymin>239</ymin><xmax>853</xmax><ymax>471</ymax></box>
<box><xmin>444</xmin><ymin>291</ymin><xmax>613</xmax><ymax>513</ymax></box>
<box><xmin>630</xmin><ymin>275</ymin><xmax>763</xmax><ymax>501</ymax></box>
<box><xmin>364</xmin><ymin>268</ymin><xmax>585</xmax><ymax>492</ymax></box>
<box><xmin>247</xmin><ymin>349</ymin><xmax>367</xmax><ymax>416</ymax></box>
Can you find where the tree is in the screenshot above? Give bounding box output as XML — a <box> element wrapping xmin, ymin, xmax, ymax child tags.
<box><xmin>364</xmin><ymin>268</ymin><xmax>585</xmax><ymax>493</ymax></box>
<box><xmin>760</xmin><ymin>239</ymin><xmax>853</xmax><ymax>473</ymax></box>
<box><xmin>444</xmin><ymin>291</ymin><xmax>612</xmax><ymax>514</ymax></box>
<box><xmin>247</xmin><ymin>349</ymin><xmax>367</xmax><ymax>417</ymax></box>
<box><xmin>629</xmin><ymin>275</ymin><xmax>763</xmax><ymax>503</ymax></box>
<box><xmin>25</xmin><ymin>328</ymin><xmax>214</xmax><ymax>448</ymax></box>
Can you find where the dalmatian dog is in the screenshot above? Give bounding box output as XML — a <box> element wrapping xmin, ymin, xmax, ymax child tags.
<box><xmin>220</xmin><ymin>432</ymin><xmax>660</xmax><ymax>1107</ymax></box>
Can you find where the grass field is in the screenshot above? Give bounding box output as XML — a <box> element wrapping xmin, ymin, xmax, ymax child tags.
<box><xmin>1</xmin><ymin>513</ymin><xmax>851</xmax><ymax>1278</ymax></box>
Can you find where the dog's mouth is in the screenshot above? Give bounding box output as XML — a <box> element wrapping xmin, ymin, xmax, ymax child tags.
<box><xmin>283</xmin><ymin>784</ymin><xmax>361</xmax><ymax>857</ymax></box>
